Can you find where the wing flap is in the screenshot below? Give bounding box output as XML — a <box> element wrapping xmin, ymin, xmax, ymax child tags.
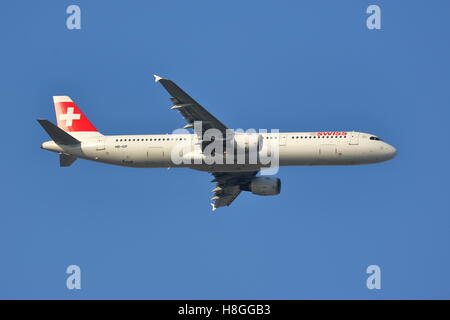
<box><xmin>211</xmin><ymin>187</ymin><xmax>241</xmax><ymax>211</ymax></box>
<box><xmin>210</xmin><ymin>171</ymin><xmax>258</xmax><ymax>211</ymax></box>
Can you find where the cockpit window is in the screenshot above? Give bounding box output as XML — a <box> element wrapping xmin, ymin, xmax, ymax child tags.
<box><xmin>369</xmin><ymin>136</ymin><xmax>383</xmax><ymax>141</ymax></box>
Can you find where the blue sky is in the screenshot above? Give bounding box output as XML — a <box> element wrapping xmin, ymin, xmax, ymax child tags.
<box><xmin>0</xmin><ymin>0</ymin><xmax>449</xmax><ymax>299</ymax></box>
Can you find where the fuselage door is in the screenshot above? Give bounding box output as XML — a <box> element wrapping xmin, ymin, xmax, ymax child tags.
<box><xmin>279</xmin><ymin>134</ymin><xmax>287</xmax><ymax>146</ymax></box>
<box><xmin>96</xmin><ymin>139</ymin><xmax>105</xmax><ymax>151</ymax></box>
<box><xmin>349</xmin><ymin>132</ymin><xmax>359</xmax><ymax>145</ymax></box>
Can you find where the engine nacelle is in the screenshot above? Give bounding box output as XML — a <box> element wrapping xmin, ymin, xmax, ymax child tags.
<box><xmin>250</xmin><ymin>177</ymin><xmax>281</xmax><ymax>196</ymax></box>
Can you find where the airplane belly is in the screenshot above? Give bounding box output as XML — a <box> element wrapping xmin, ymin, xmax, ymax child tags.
<box><xmin>146</xmin><ymin>146</ymin><xmax>169</xmax><ymax>167</ymax></box>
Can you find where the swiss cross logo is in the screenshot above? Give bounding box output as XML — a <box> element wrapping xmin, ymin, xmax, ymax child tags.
<box><xmin>59</xmin><ymin>107</ymin><xmax>81</xmax><ymax>126</ymax></box>
<box><xmin>53</xmin><ymin>98</ymin><xmax>97</xmax><ymax>132</ymax></box>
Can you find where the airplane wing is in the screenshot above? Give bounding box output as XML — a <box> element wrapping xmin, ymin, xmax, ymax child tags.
<box><xmin>154</xmin><ymin>75</ymin><xmax>228</xmax><ymax>137</ymax></box>
<box><xmin>154</xmin><ymin>75</ymin><xmax>259</xmax><ymax>210</ymax></box>
<box><xmin>210</xmin><ymin>171</ymin><xmax>258</xmax><ymax>211</ymax></box>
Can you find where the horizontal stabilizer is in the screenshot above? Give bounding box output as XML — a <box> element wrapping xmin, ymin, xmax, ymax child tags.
<box><xmin>37</xmin><ymin>119</ymin><xmax>80</xmax><ymax>145</ymax></box>
<box><xmin>60</xmin><ymin>154</ymin><xmax>77</xmax><ymax>167</ymax></box>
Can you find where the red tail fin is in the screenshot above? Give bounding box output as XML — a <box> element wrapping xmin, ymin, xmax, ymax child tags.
<box><xmin>53</xmin><ymin>96</ymin><xmax>97</xmax><ymax>132</ymax></box>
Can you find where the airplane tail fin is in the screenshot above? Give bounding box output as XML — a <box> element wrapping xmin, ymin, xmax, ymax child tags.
<box><xmin>39</xmin><ymin>96</ymin><xmax>102</xmax><ymax>167</ymax></box>
<box><xmin>53</xmin><ymin>96</ymin><xmax>102</xmax><ymax>138</ymax></box>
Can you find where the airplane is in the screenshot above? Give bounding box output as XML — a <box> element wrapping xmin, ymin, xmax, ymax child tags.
<box><xmin>38</xmin><ymin>75</ymin><xmax>397</xmax><ymax>211</ymax></box>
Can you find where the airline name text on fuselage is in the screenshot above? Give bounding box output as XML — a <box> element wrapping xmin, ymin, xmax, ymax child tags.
<box><xmin>316</xmin><ymin>131</ymin><xmax>348</xmax><ymax>136</ymax></box>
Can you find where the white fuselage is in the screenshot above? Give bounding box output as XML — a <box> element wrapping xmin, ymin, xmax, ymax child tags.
<box><xmin>41</xmin><ymin>131</ymin><xmax>397</xmax><ymax>172</ymax></box>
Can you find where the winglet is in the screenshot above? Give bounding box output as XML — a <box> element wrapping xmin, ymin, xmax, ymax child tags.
<box><xmin>210</xmin><ymin>203</ymin><xmax>217</xmax><ymax>212</ymax></box>
<box><xmin>153</xmin><ymin>74</ymin><xmax>163</xmax><ymax>82</ymax></box>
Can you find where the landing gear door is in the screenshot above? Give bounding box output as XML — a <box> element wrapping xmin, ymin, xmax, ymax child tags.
<box><xmin>349</xmin><ymin>132</ymin><xmax>359</xmax><ymax>145</ymax></box>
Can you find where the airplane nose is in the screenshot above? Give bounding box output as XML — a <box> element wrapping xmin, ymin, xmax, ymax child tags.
<box><xmin>385</xmin><ymin>144</ymin><xmax>397</xmax><ymax>160</ymax></box>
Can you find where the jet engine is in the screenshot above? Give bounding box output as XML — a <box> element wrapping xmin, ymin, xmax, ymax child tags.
<box><xmin>249</xmin><ymin>177</ymin><xmax>281</xmax><ymax>196</ymax></box>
